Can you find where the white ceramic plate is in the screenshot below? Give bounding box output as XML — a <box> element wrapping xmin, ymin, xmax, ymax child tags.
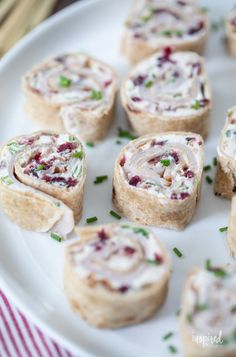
<box><xmin>0</xmin><ymin>0</ymin><xmax>236</xmax><ymax>356</ymax></box>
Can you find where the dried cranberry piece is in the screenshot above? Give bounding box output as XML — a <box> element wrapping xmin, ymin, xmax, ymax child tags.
<box><xmin>131</xmin><ymin>97</ymin><xmax>142</xmax><ymax>102</ymax></box>
<box><xmin>157</xmin><ymin>47</ymin><xmax>176</xmax><ymax>67</ymax></box>
<box><xmin>133</xmin><ymin>75</ymin><xmax>147</xmax><ymax>86</ymax></box>
<box><xmin>155</xmin><ymin>253</ymin><xmax>163</xmax><ymax>264</ymax></box>
<box><xmin>171</xmin><ymin>193</ymin><xmax>178</xmax><ymax>200</ymax></box>
<box><xmin>66</xmin><ymin>177</ymin><xmax>78</xmax><ymax>188</ymax></box>
<box><xmin>104</xmin><ymin>80</ymin><xmax>112</xmax><ymax>88</ymax></box>
<box><xmin>185</xmin><ymin>170</ymin><xmax>195</xmax><ymax>178</ymax></box>
<box><xmin>119</xmin><ymin>285</ymin><xmax>129</xmax><ymax>293</ymax></box>
<box><xmin>180</xmin><ymin>192</ymin><xmax>190</xmax><ymax>200</ymax></box>
<box><xmin>57</xmin><ymin>142</ymin><xmax>77</xmax><ymax>153</ymax></box>
<box><xmin>120</xmin><ymin>156</ymin><xmax>126</xmax><ymax>167</ymax></box>
<box><xmin>97</xmin><ymin>229</ymin><xmax>109</xmax><ymax>241</ymax></box>
<box><xmin>133</xmin><ymin>33</ymin><xmax>143</xmax><ymax>39</ymax></box>
<box><xmin>124</xmin><ymin>246</ymin><xmax>136</xmax><ymax>255</ymax></box>
<box><xmin>199</xmin><ymin>99</ymin><xmax>210</xmax><ymax>107</ymax></box>
<box><xmin>129</xmin><ymin>176</ymin><xmax>141</xmax><ymax>186</ymax></box>
<box><xmin>170</xmin><ymin>152</ymin><xmax>179</xmax><ymax>164</ymax></box>
<box><xmin>34</xmin><ymin>152</ymin><xmax>41</xmax><ymax>162</ymax></box>
<box><xmin>188</xmin><ymin>21</ymin><xmax>204</xmax><ymax>35</ymax></box>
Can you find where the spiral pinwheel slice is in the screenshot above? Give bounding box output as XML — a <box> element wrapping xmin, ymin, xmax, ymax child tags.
<box><xmin>113</xmin><ymin>132</ymin><xmax>204</xmax><ymax>230</ymax></box>
<box><xmin>121</xmin><ymin>49</ymin><xmax>211</xmax><ymax>138</ymax></box>
<box><xmin>0</xmin><ymin>131</ymin><xmax>87</xmax><ymax>239</ymax></box>
<box><xmin>23</xmin><ymin>53</ymin><xmax>118</xmax><ymax>142</ymax></box>
<box><xmin>64</xmin><ymin>223</ymin><xmax>171</xmax><ymax>328</ymax></box>
<box><xmin>226</xmin><ymin>6</ymin><xmax>236</xmax><ymax>59</ymax></box>
<box><xmin>214</xmin><ymin>107</ymin><xmax>236</xmax><ymax>199</ymax></box>
<box><xmin>121</xmin><ymin>0</ymin><xmax>209</xmax><ymax>64</ymax></box>
<box><xmin>180</xmin><ymin>264</ymin><xmax>236</xmax><ymax>357</ymax></box>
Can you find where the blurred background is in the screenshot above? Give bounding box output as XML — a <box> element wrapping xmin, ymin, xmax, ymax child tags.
<box><xmin>0</xmin><ymin>0</ymin><xmax>80</xmax><ymax>57</ymax></box>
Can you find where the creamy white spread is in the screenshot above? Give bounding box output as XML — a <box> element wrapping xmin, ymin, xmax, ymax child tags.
<box><xmin>125</xmin><ymin>0</ymin><xmax>208</xmax><ymax>46</ymax></box>
<box><xmin>218</xmin><ymin>108</ymin><xmax>236</xmax><ymax>160</ymax></box>
<box><xmin>69</xmin><ymin>225</ymin><xmax>169</xmax><ymax>292</ymax></box>
<box><xmin>124</xmin><ymin>50</ymin><xmax>211</xmax><ymax>117</ymax></box>
<box><xmin>119</xmin><ymin>133</ymin><xmax>202</xmax><ymax>200</ymax></box>
<box><xmin>26</xmin><ymin>53</ymin><xmax>115</xmax><ymax>110</ymax></box>
<box><xmin>185</xmin><ymin>266</ymin><xmax>236</xmax><ymax>344</ymax></box>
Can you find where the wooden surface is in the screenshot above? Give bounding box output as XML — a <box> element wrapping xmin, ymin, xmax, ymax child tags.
<box><xmin>0</xmin><ymin>0</ymin><xmax>81</xmax><ymax>57</ymax></box>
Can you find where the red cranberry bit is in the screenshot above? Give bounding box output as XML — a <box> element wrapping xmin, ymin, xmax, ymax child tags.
<box><xmin>120</xmin><ymin>156</ymin><xmax>126</xmax><ymax>167</ymax></box>
<box><xmin>198</xmin><ymin>141</ymin><xmax>203</xmax><ymax>146</ymax></box>
<box><xmin>163</xmin><ymin>46</ymin><xmax>172</xmax><ymax>59</ymax></box>
<box><xmin>157</xmin><ymin>47</ymin><xmax>176</xmax><ymax>67</ymax></box>
<box><xmin>170</xmin><ymin>152</ymin><xmax>179</xmax><ymax>164</ymax></box>
<box><xmin>231</xmin><ymin>119</ymin><xmax>236</xmax><ymax>124</ymax></box>
<box><xmin>133</xmin><ymin>75</ymin><xmax>147</xmax><ymax>86</ymax></box>
<box><xmin>94</xmin><ymin>243</ymin><xmax>103</xmax><ymax>251</ymax></box>
<box><xmin>119</xmin><ymin>285</ymin><xmax>129</xmax><ymax>293</ymax></box>
<box><xmin>180</xmin><ymin>192</ymin><xmax>190</xmax><ymax>200</ymax></box>
<box><xmin>188</xmin><ymin>21</ymin><xmax>204</xmax><ymax>35</ymax></box>
<box><xmin>34</xmin><ymin>152</ymin><xmax>41</xmax><ymax>162</ymax></box>
<box><xmin>133</xmin><ymin>33</ymin><xmax>143</xmax><ymax>39</ymax></box>
<box><xmin>177</xmin><ymin>0</ymin><xmax>186</xmax><ymax>5</ymax></box>
<box><xmin>124</xmin><ymin>246</ymin><xmax>136</xmax><ymax>255</ymax></box>
<box><xmin>129</xmin><ymin>175</ymin><xmax>141</xmax><ymax>186</ymax></box>
<box><xmin>57</xmin><ymin>142</ymin><xmax>77</xmax><ymax>153</ymax></box>
<box><xmin>171</xmin><ymin>193</ymin><xmax>178</xmax><ymax>200</ymax></box>
<box><xmin>131</xmin><ymin>96</ymin><xmax>142</xmax><ymax>102</ymax></box>
<box><xmin>104</xmin><ymin>80</ymin><xmax>112</xmax><ymax>88</ymax></box>
<box><xmin>151</xmin><ymin>140</ymin><xmax>167</xmax><ymax>147</ymax></box>
<box><xmin>66</xmin><ymin>177</ymin><xmax>78</xmax><ymax>188</ymax></box>
<box><xmin>155</xmin><ymin>253</ymin><xmax>163</xmax><ymax>264</ymax></box>
<box><xmin>184</xmin><ymin>170</ymin><xmax>195</xmax><ymax>178</ymax></box>
<box><xmin>199</xmin><ymin>99</ymin><xmax>210</xmax><ymax>107</ymax></box>
<box><xmin>97</xmin><ymin>229</ymin><xmax>109</xmax><ymax>241</ymax></box>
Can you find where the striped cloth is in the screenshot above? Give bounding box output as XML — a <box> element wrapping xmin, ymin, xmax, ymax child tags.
<box><xmin>0</xmin><ymin>290</ymin><xmax>73</xmax><ymax>357</ymax></box>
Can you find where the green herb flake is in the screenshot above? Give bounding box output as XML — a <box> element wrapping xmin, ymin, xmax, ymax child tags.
<box><xmin>145</xmin><ymin>80</ymin><xmax>153</xmax><ymax>88</ymax></box>
<box><xmin>141</xmin><ymin>13</ymin><xmax>152</xmax><ymax>22</ymax></box>
<box><xmin>7</xmin><ymin>141</ymin><xmax>20</xmax><ymax>154</ymax></box>
<box><xmin>213</xmin><ymin>157</ymin><xmax>217</xmax><ymax>166</ymax></box>
<box><xmin>219</xmin><ymin>226</ymin><xmax>228</xmax><ymax>233</ymax></box>
<box><xmin>163</xmin><ymin>332</ymin><xmax>174</xmax><ymax>341</ymax></box>
<box><xmin>35</xmin><ymin>164</ymin><xmax>45</xmax><ymax>171</ymax></box>
<box><xmin>55</xmin><ymin>202</ymin><xmax>61</xmax><ymax>207</ymax></box>
<box><xmin>1</xmin><ymin>175</ymin><xmax>14</xmax><ymax>185</ymax></box>
<box><xmin>205</xmin><ymin>259</ymin><xmax>228</xmax><ymax>278</ymax></box>
<box><xmin>186</xmin><ymin>313</ymin><xmax>193</xmax><ymax>324</ymax></box>
<box><xmin>50</xmin><ymin>232</ymin><xmax>62</xmax><ymax>242</ymax></box>
<box><xmin>161</xmin><ymin>29</ymin><xmax>172</xmax><ymax>37</ymax></box>
<box><xmin>161</xmin><ymin>159</ymin><xmax>171</xmax><ymax>167</ymax></box>
<box><xmin>69</xmin><ymin>135</ymin><xmax>76</xmax><ymax>141</ymax></box>
<box><xmin>110</xmin><ymin>210</ymin><xmax>121</xmax><ymax>220</ymax></box>
<box><xmin>175</xmin><ymin>30</ymin><xmax>183</xmax><ymax>37</ymax></box>
<box><xmin>203</xmin><ymin>165</ymin><xmax>211</xmax><ymax>172</ymax></box>
<box><xmin>90</xmin><ymin>90</ymin><xmax>103</xmax><ymax>100</ymax></box>
<box><xmin>86</xmin><ymin>142</ymin><xmax>94</xmax><ymax>148</ymax></box>
<box><xmin>133</xmin><ymin>227</ymin><xmax>149</xmax><ymax>237</ymax></box>
<box><xmin>118</xmin><ymin>127</ymin><xmax>137</xmax><ymax>141</ymax></box>
<box><xmin>146</xmin><ymin>259</ymin><xmax>160</xmax><ymax>265</ymax></box>
<box><xmin>86</xmin><ymin>216</ymin><xmax>98</xmax><ymax>224</ymax></box>
<box><xmin>196</xmin><ymin>304</ymin><xmax>209</xmax><ymax>312</ymax></box>
<box><xmin>59</xmin><ymin>75</ymin><xmax>71</xmax><ymax>87</ymax></box>
<box><xmin>226</xmin><ymin>130</ymin><xmax>231</xmax><ymax>138</ymax></box>
<box><xmin>192</xmin><ymin>99</ymin><xmax>200</xmax><ymax>110</ymax></box>
<box><xmin>72</xmin><ymin>151</ymin><xmax>83</xmax><ymax>159</ymax></box>
<box><xmin>205</xmin><ymin>176</ymin><xmax>213</xmax><ymax>184</ymax></box>
<box><xmin>173</xmin><ymin>247</ymin><xmax>183</xmax><ymax>258</ymax></box>
<box><xmin>116</xmin><ymin>140</ymin><xmax>122</xmax><ymax>145</ymax></box>
<box><xmin>168</xmin><ymin>345</ymin><xmax>178</xmax><ymax>354</ymax></box>
<box><xmin>228</xmin><ymin>110</ymin><xmax>233</xmax><ymax>117</ymax></box>
<box><xmin>94</xmin><ymin>175</ymin><xmax>108</xmax><ymax>184</ymax></box>
<box><xmin>200</xmin><ymin>6</ymin><xmax>208</xmax><ymax>13</ymax></box>
<box><xmin>173</xmin><ymin>92</ymin><xmax>182</xmax><ymax>98</ymax></box>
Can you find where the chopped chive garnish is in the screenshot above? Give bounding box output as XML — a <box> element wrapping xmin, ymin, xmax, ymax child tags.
<box><xmin>219</xmin><ymin>226</ymin><xmax>228</xmax><ymax>233</ymax></box>
<box><xmin>69</xmin><ymin>135</ymin><xmax>76</xmax><ymax>141</ymax></box>
<box><xmin>200</xmin><ymin>6</ymin><xmax>208</xmax><ymax>13</ymax></box>
<box><xmin>86</xmin><ymin>216</ymin><xmax>98</xmax><ymax>224</ymax></box>
<box><xmin>86</xmin><ymin>142</ymin><xmax>94</xmax><ymax>148</ymax></box>
<box><xmin>55</xmin><ymin>202</ymin><xmax>61</xmax><ymax>207</ymax></box>
<box><xmin>161</xmin><ymin>159</ymin><xmax>170</xmax><ymax>167</ymax></box>
<box><xmin>145</xmin><ymin>80</ymin><xmax>153</xmax><ymax>88</ymax></box>
<box><xmin>163</xmin><ymin>332</ymin><xmax>174</xmax><ymax>340</ymax></box>
<box><xmin>203</xmin><ymin>165</ymin><xmax>211</xmax><ymax>172</ymax></box>
<box><xmin>173</xmin><ymin>247</ymin><xmax>183</xmax><ymax>258</ymax></box>
<box><xmin>1</xmin><ymin>175</ymin><xmax>14</xmax><ymax>185</ymax></box>
<box><xmin>175</xmin><ymin>30</ymin><xmax>183</xmax><ymax>36</ymax></box>
<box><xmin>116</xmin><ymin>140</ymin><xmax>122</xmax><ymax>145</ymax></box>
<box><xmin>141</xmin><ymin>14</ymin><xmax>152</xmax><ymax>22</ymax></box>
<box><xmin>161</xmin><ymin>29</ymin><xmax>172</xmax><ymax>37</ymax></box>
<box><xmin>50</xmin><ymin>232</ymin><xmax>62</xmax><ymax>242</ymax></box>
<box><xmin>94</xmin><ymin>175</ymin><xmax>108</xmax><ymax>184</ymax></box>
<box><xmin>168</xmin><ymin>345</ymin><xmax>178</xmax><ymax>354</ymax></box>
<box><xmin>133</xmin><ymin>227</ymin><xmax>149</xmax><ymax>237</ymax></box>
<box><xmin>186</xmin><ymin>313</ymin><xmax>193</xmax><ymax>324</ymax></box>
<box><xmin>205</xmin><ymin>259</ymin><xmax>228</xmax><ymax>278</ymax></box>
<box><xmin>118</xmin><ymin>127</ymin><xmax>137</xmax><ymax>141</ymax></box>
<box><xmin>35</xmin><ymin>164</ymin><xmax>45</xmax><ymax>171</ymax></box>
<box><xmin>226</xmin><ymin>130</ymin><xmax>231</xmax><ymax>137</ymax></box>
<box><xmin>110</xmin><ymin>210</ymin><xmax>121</xmax><ymax>220</ymax></box>
<box><xmin>196</xmin><ymin>304</ymin><xmax>208</xmax><ymax>311</ymax></box>
<box><xmin>213</xmin><ymin>157</ymin><xmax>217</xmax><ymax>166</ymax></box>
<box><xmin>59</xmin><ymin>75</ymin><xmax>71</xmax><ymax>87</ymax></box>
<box><xmin>146</xmin><ymin>259</ymin><xmax>160</xmax><ymax>265</ymax></box>
<box><xmin>72</xmin><ymin>151</ymin><xmax>83</xmax><ymax>159</ymax></box>
<box><xmin>90</xmin><ymin>90</ymin><xmax>103</xmax><ymax>100</ymax></box>
<box><xmin>192</xmin><ymin>99</ymin><xmax>200</xmax><ymax>110</ymax></box>
<box><xmin>205</xmin><ymin>176</ymin><xmax>213</xmax><ymax>184</ymax></box>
